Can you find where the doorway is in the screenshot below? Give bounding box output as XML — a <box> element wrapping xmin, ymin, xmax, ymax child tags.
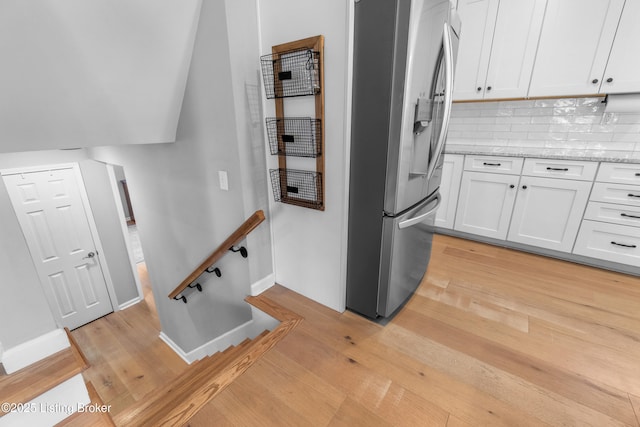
<box><xmin>1</xmin><ymin>164</ymin><xmax>115</xmax><ymax>330</ymax></box>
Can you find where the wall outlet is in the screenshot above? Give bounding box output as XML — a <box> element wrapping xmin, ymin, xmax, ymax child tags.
<box><xmin>218</xmin><ymin>171</ymin><xmax>229</xmax><ymax>191</ymax></box>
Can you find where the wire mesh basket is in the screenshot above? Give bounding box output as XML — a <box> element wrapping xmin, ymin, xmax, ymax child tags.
<box><xmin>260</xmin><ymin>49</ymin><xmax>321</xmax><ymax>99</ymax></box>
<box><xmin>270</xmin><ymin>168</ymin><xmax>323</xmax><ymax>209</ymax></box>
<box><xmin>265</xmin><ymin>117</ymin><xmax>322</xmax><ymax>157</ymax></box>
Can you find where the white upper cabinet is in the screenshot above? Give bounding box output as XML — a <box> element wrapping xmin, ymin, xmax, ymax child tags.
<box><xmin>599</xmin><ymin>0</ymin><xmax>640</xmax><ymax>94</ymax></box>
<box><xmin>453</xmin><ymin>0</ymin><xmax>546</xmax><ymax>100</ymax></box>
<box><xmin>528</xmin><ymin>0</ymin><xmax>625</xmax><ymax>97</ymax></box>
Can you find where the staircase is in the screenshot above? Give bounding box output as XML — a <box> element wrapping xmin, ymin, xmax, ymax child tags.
<box><xmin>0</xmin><ymin>329</ymin><xmax>94</xmax><ymax>426</ymax></box>
<box><xmin>1</xmin><ymin>293</ymin><xmax>300</xmax><ymax>426</ymax></box>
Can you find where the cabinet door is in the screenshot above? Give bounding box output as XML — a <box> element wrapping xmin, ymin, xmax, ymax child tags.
<box><xmin>453</xmin><ymin>0</ymin><xmax>499</xmax><ymax>100</ymax></box>
<box><xmin>483</xmin><ymin>0</ymin><xmax>547</xmax><ymax>99</ymax></box>
<box><xmin>528</xmin><ymin>0</ymin><xmax>625</xmax><ymax>97</ymax></box>
<box><xmin>454</xmin><ymin>171</ymin><xmax>519</xmax><ymax>239</ymax></box>
<box><xmin>435</xmin><ymin>154</ymin><xmax>464</xmax><ymax>229</ymax></box>
<box><xmin>507</xmin><ymin>177</ymin><xmax>591</xmax><ymax>252</ymax></box>
<box><xmin>600</xmin><ymin>0</ymin><xmax>640</xmax><ymax>94</ymax></box>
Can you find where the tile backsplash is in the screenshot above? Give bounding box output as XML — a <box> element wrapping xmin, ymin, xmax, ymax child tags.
<box><xmin>448</xmin><ymin>98</ymin><xmax>640</xmax><ymax>154</ymax></box>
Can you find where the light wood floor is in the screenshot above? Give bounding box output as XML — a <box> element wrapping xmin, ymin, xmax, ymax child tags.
<box><xmin>75</xmin><ymin>235</ymin><xmax>640</xmax><ymax>426</ymax></box>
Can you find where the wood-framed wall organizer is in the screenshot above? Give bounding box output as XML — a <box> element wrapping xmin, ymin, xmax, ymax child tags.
<box><xmin>260</xmin><ymin>35</ymin><xmax>325</xmax><ymax>211</ymax></box>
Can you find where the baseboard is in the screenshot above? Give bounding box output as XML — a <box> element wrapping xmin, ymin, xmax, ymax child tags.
<box><xmin>250</xmin><ymin>273</ymin><xmax>275</xmax><ymax>296</ymax></box>
<box><xmin>118</xmin><ymin>295</ymin><xmax>143</xmax><ymax>311</ymax></box>
<box><xmin>159</xmin><ymin>319</ymin><xmax>255</xmax><ymax>364</ymax></box>
<box><xmin>2</xmin><ymin>329</ymin><xmax>69</xmax><ymax>374</ymax></box>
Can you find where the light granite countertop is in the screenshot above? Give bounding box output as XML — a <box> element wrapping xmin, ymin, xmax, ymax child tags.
<box><xmin>444</xmin><ymin>144</ymin><xmax>640</xmax><ymax>164</ymax></box>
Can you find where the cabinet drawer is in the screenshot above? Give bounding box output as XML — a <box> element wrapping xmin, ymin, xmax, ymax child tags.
<box><xmin>463</xmin><ymin>156</ymin><xmax>523</xmax><ymax>175</ymax></box>
<box><xmin>596</xmin><ymin>162</ymin><xmax>640</xmax><ymax>185</ymax></box>
<box><xmin>584</xmin><ymin>201</ymin><xmax>640</xmax><ymax>227</ymax></box>
<box><xmin>590</xmin><ymin>182</ymin><xmax>640</xmax><ymax>207</ymax></box>
<box><xmin>573</xmin><ymin>220</ymin><xmax>640</xmax><ymax>267</ymax></box>
<box><xmin>522</xmin><ymin>158</ymin><xmax>597</xmax><ymax>181</ymax></box>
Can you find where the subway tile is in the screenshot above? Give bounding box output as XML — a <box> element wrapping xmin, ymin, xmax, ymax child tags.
<box><xmin>590</xmin><ymin>124</ymin><xmax>615</xmax><ymax>133</ymax></box>
<box><xmin>586</xmin><ymin>141</ymin><xmax>635</xmax><ymax>151</ymax></box>
<box><xmin>611</xmin><ymin>124</ymin><xmax>640</xmax><ymax>133</ymax></box>
<box><xmin>553</xmin><ymin>107</ymin><xmax>577</xmax><ymax>115</ymax></box>
<box><xmin>499</xmin><ymin>100</ymin><xmax>534</xmax><ymax>108</ymax></box>
<box><xmin>512</xmin><ymin>124</ymin><xmax>550</xmax><ymax>132</ymax></box>
<box><xmin>576</xmin><ymin>97</ymin><xmax>604</xmax><ymax>107</ymax></box>
<box><xmin>573</xmin><ymin>115</ymin><xmax>602</xmax><ymax>124</ymax></box>
<box><xmin>568</xmin><ymin>124</ymin><xmax>593</xmax><ymax>133</ymax></box>
<box><xmin>528</xmin><ymin>132</ymin><xmax>567</xmax><ymax>140</ymax></box>
<box><xmin>615</xmin><ymin>113</ymin><xmax>640</xmax><ymax>124</ymax></box>
<box><xmin>534</xmin><ymin>98</ymin><xmax>576</xmax><ymax>108</ymax></box>
<box><xmin>477</xmin><ymin>124</ymin><xmax>510</xmax><ymax>131</ymax></box>
<box><xmin>575</xmin><ymin>106</ymin><xmax>604</xmax><ymax>115</ymax></box>
<box><xmin>496</xmin><ymin>116</ymin><xmax>531</xmax><ymax>124</ymax></box>
<box><xmin>530</xmin><ymin>116</ymin><xmax>572</xmax><ymax>124</ymax></box>
<box><xmin>449</xmin><ymin>123</ymin><xmax>478</xmax><ymax>132</ymax></box>
<box><xmin>568</xmin><ymin>132</ymin><xmax>613</xmax><ymax>142</ymax></box>
<box><xmin>612</xmin><ymin>133</ymin><xmax>640</xmax><ymax>142</ymax></box>
<box><xmin>508</xmin><ymin>139</ymin><xmax>545</xmax><ymax>148</ymax></box>
<box><xmin>502</xmin><ymin>131</ymin><xmax>528</xmax><ymax>140</ymax></box>
<box><xmin>544</xmin><ymin>140</ymin><xmax>586</xmax><ymax>149</ymax></box>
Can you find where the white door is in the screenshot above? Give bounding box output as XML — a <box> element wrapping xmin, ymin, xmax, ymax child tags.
<box><xmin>528</xmin><ymin>0</ymin><xmax>625</xmax><ymax>97</ymax></box>
<box><xmin>599</xmin><ymin>0</ymin><xmax>640</xmax><ymax>94</ymax></box>
<box><xmin>454</xmin><ymin>171</ymin><xmax>519</xmax><ymax>239</ymax></box>
<box><xmin>453</xmin><ymin>0</ymin><xmax>499</xmax><ymax>100</ymax></box>
<box><xmin>483</xmin><ymin>0</ymin><xmax>546</xmax><ymax>99</ymax></box>
<box><xmin>2</xmin><ymin>166</ymin><xmax>113</xmax><ymax>330</ymax></box>
<box><xmin>507</xmin><ymin>177</ymin><xmax>591</xmax><ymax>252</ymax></box>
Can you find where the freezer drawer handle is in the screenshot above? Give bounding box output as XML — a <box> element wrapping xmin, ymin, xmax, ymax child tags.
<box><xmin>546</xmin><ymin>167</ymin><xmax>569</xmax><ymax>171</ymax></box>
<box><xmin>483</xmin><ymin>162</ymin><xmax>501</xmax><ymax>166</ymax></box>
<box><xmin>398</xmin><ymin>194</ymin><xmax>441</xmax><ymax>229</ymax></box>
<box><xmin>621</xmin><ymin>213</ymin><xmax>640</xmax><ymax>219</ymax></box>
<box><xmin>611</xmin><ymin>241</ymin><xmax>637</xmax><ymax>248</ymax></box>
<box><xmin>628</xmin><ymin>193</ymin><xmax>640</xmax><ymax>198</ymax></box>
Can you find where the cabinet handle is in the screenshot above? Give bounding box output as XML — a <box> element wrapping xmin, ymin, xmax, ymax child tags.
<box><xmin>592</xmin><ymin>78</ymin><xmax>599</xmax><ymax>84</ymax></box>
<box><xmin>546</xmin><ymin>167</ymin><xmax>569</xmax><ymax>171</ymax></box>
<box><xmin>483</xmin><ymin>162</ymin><xmax>501</xmax><ymax>166</ymax></box>
<box><xmin>611</xmin><ymin>241</ymin><xmax>637</xmax><ymax>248</ymax></box>
<box><xmin>522</xmin><ymin>185</ymin><xmax>528</xmax><ymax>189</ymax></box>
<box><xmin>635</xmin><ymin>173</ymin><xmax>640</xmax><ymax>177</ymax></box>
<box><xmin>606</xmin><ymin>77</ymin><xmax>614</xmax><ymax>83</ymax></box>
<box><xmin>477</xmin><ymin>87</ymin><xmax>482</xmax><ymax>92</ymax></box>
<box><xmin>509</xmin><ymin>184</ymin><xmax>515</xmax><ymax>189</ymax></box>
<box><xmin>621</xmin><ymin>213</ymin><xmax>640</xmax><ymax>219</ymax></box>
<box><xmin>487</xmin><ymin>86</ymin><xmax>492</xmax><ymax>91</ymax></box>
<box><xmin>628</xmin><ymin>193</ymin><xmax>640</xmax><ymax>198</ymax></box>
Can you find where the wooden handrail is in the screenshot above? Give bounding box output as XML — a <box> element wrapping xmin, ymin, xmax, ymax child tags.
<box><xmin>168</xmin><ymin>210</ymin><xmax>266</xmax><ymax>300</ymax></box>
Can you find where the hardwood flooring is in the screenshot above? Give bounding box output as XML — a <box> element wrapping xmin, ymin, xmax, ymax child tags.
<box><xmin>73</xmin><ymin>236</ymin><xmax>640</xmax><ymax>426</ymax></box>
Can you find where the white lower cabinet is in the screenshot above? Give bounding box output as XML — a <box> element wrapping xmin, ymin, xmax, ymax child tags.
<box><xmin>572</xmin><ymin>161</ymin><xmax>640</xmax><ymax>268</ymax></box>
<box><xmin>435</xmin><ymin>154</ymin><xmax>464</xmax><ymax>229</ymax></box>
<box><xmin>454</xmin><ymin>171</ymin><xmax>519</xmax><ymax>239</ymax></box>
<box><xmin>507</xmin><ymin>176</ymin><xmax>592</xmax><ymax>252</ymax></box>
<box><xmin>574</xmin><ymin>220</ymin><xmax>640</xmax><ymax>267</ymax></box>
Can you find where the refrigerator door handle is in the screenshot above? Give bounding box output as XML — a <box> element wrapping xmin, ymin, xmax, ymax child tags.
<box><xmin>398</xmin><ymin>193</ymin><xmax>441</xmax><ymax>229</ymax></box>
<box><xmin>425</xmin><ymin>22</ymin><xmax>454</xmax><ymax>181</ymax></box>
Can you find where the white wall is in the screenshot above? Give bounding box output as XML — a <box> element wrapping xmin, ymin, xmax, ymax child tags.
<box><xmin>258</xmin><ymin>0</ymin><xmax>354</xmax><ymax>312</ymax></box>
<box><xmin>0</xmin><ymin>0</ymin><xmax>200</xmax><ymax>152</ymax></box>
<box><xmin>89</xmin><ymin>0</ymin><xmax>273</xmax><ymax>354</ymax></box>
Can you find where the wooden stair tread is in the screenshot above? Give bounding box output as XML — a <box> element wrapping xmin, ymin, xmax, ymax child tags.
<box><xmin>0</xmin><ymin>347</ymin><xmax>83</xmax><ymax>416</ymax></box>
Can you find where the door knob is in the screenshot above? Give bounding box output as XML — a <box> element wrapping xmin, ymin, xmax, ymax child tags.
<box><xmin>83</xmin><ymin>251</ymin><xmax>96</xmax><ymax>259</ymax></box>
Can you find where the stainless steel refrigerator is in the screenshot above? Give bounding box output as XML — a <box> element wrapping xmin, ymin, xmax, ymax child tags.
<box><xmin>346</xmin><ymin>0</ymin><xmax>460</xmax><ymax>319</ymax></box>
